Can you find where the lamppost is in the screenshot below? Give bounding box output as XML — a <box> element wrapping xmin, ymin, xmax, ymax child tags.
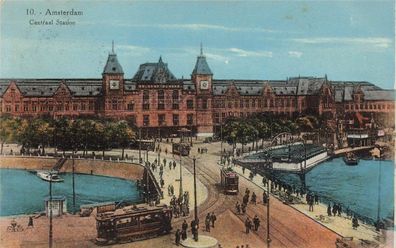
<box><xmin>375</xmin><ymin>147</ymin><xmax>383</xmax><ymax>231</ymax></box>
<box><xmin>48</xmin><ymin>172</ymin><xmax>53</xmax><ymax>248</ymax></box>
<box><xmin>193</xmin><ymin>156</ymin><xmax>198</xmax><ymax>241</ymax></box>
<box><xmin>72</xmin><ymin>153</ymin><xmax>76</xmax><ymax>214</ymax></box>
<box><xmin>264</xmin><ymin>151</ymin><xmax>272</xmax><ymax>248</ymax></box>
<box><xmin>138</xmin><ymin>128</ymin><xmax>142</xmax><ymax>163</ymax></box>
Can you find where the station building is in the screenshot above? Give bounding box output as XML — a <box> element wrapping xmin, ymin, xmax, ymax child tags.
<box><xmin>0</xmin><ymin>46</ymin><xmax>394</xmax><ymax>138</ymax></box>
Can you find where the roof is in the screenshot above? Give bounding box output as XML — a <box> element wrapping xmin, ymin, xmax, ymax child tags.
<box><xmin>132</xmin><ymin>57</ymin><xmax>177</xmax><ymax>83</ymax></box>
<box><xmin>192</xmin><ymin>55</ymin><xmax>213</xmax><ymax>75</ymax></box>
<box><xmin>0</xmin><ymin>79</ymin><xmax>102</xmax><ymax>97</ymax></box>
<box><xmin>103</xmin><ymin>53</ymin><xmax>124</xmax><ymax>74</ymax></box>
<box><xmin>363</xmin><ymin>90</ymin><xmax>396</xmax><ymax>101</ymax></box>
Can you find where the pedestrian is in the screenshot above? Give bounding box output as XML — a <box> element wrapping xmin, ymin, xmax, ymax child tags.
<box><xmin>332</xmin><ymin>203</ymin><xmax>338</xmax><ymax>216</ymax></box>
<box><xmin>169</xmin><ymin>161</ymin><xmax>172</xmax><ymax>170</ymax></box>
<box><xmin>308</xmin><ymin>197</ymin><xmax>314</xmax><ymax>212</ymax></box>
<box><xmin>236</xmin><ymin>202</ymin><xmax>241</xmax><ymax>214</ymax></box>
<box><xmin>28</xmin><ymin>216</ymin><xmax>34</xmax><ymax>228</ymax></box>
<box><xmin>352</xmin><ymin>216</ymin><xmax>359</xmax><ymax>229</ymax></box>
<box><xmin>175</xmin><ymin>229</ymin><xmax>181</xmax><ymax>246</ymax></box>
<box><xmin>173</xmin><ymin>161</ymin><xmax>177</xmax><ymax>169</ymax></box>
<box><xmin>253</xmin><ymin>215</ymin><xmax>260</xmax><ymax>231</ymax></box>
<box><xmin>168</xmin><ymin>185</ymin><xmax>172</xmax><ymax>196</ymax></box>
<box><xmin>314</xmin><ymin>193</ymin><xmax>319</xmax><ymax>204</ymax></box>
<box><xmin>211</xmin><ymin>212</ymin><xmax>217</xmax><ymax>228</ymax></box>
<box><xmin>241</xmin><ymin>203</ymin><xmax>246</xmax><ymax>214</ymax></box>
<box><xmin>165</xmin><ymin>147</ymin><xmax>168</xmax><ymax>155</ymax></box>
<box><xmin>327</xmin><ymin>204</ymin><xmax>332</xmax><ymax>216</ymax></box>
<box><xmin>251</xmin><ymin>192</ymin><xmax>257</xmax><ymax>204</ymax></box>
<box><xmin>205</xmin><ymin>214</ymin><xmax>211</xmax><ymax>232</ymax></box>
<box><xmin>198</xmin><ymin>148</ymin><xmax>201</xmax><ymax>153</ymax></box>
<box><xmin>182</xmin><ymin>220</ymin><xmax>188</xmax><ymax>240</ymax></box>
<box><xmin>263</xmin><ymin>191</ymin><xmax>268</xmax><ymax>205</ymax></box>
<box><xmin>242</xmin><ymin>167</ymin><xmax>245</xmax><ymax>174</ymax></box>
<box><xmin>245</xmin><ymin>217</ymin><xmax>252</xmax><ymax>234</ymax></box>
<box><xmin>337</xmin><ymin>204</ymin><xmax>342</xmax><ymax>217</ymax></box>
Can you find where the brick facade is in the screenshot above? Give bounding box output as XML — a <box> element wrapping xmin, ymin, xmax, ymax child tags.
<box><xmin>0</xmin><ymin>50</ymin><xmax>394</xmax><ymax>137</ymax></box>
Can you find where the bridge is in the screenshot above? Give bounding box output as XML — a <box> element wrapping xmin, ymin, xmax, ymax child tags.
<box><xmin>333</xmin><ymin>146</ymin><xmax>374</xmax><ymax>156</ymax></box>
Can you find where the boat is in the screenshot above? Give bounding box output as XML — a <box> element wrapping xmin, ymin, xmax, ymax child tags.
<box><xmin>36</xmin><ymin>171</ymin><xmax>64</xmax><ymax>182</ymax></box>
<box><xmin>343</xmin><ymin>152</ymin><xmax>359</xmax><ymax>166</ymax></box>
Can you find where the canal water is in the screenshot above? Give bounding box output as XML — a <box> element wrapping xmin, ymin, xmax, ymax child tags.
<box><xmin>273</xmin><ymin>158</ymin><xmax>394</xmax><ymax>224</ymax></box>
<box><xmin>0</xmin><ymin>169</ymin><xmax>141</xmax><ymax>216</ymax></box>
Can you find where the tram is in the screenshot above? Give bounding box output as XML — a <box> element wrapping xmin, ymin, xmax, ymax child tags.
<box><xmin>172</xmin><ymin>142</ymin><xmax>190</xmax><ymax>156</ymax></box>
<box><xmin>95</xmin><ymin>203</ymin><xmax>172</xmax><ymax>245</ymax></box>
<box><xmin>130</xmin><ymin>140</ymin><xmax>155</xmax><ymax>151</ymax></box>
<box><xmin>220</xmin><ymin>168</ymin><xmax>239</xmax><ymax>194</ymax></box>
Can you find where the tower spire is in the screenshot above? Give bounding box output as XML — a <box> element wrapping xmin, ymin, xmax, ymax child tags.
<box><xmin>112</xmin><ymin>40</ymin><xmax>114</xmax><ymax>54</ymax></box>
<box><xmin>200</xmin><ymin>42</ymin><xmax>203</xmax><ymax>56</ymax></box>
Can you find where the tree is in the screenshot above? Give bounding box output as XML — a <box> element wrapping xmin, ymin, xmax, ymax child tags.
<box><xmin>0</xmin><ymin>117</ymin><xmax>18</xmax><ymax>154</ymax></box>
<box><xmin>111</xmin><ymin>120</ymin><xmax>136</xmax><ymax>159</ymax></box>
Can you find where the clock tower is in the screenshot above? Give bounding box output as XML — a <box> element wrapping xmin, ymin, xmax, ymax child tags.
<box><xmin>102</xmin><ymin>42</ymin><xmax>124</xmax><ymax>114</ymax></box>
<box><xmin>192</xmin><ymin>44</ymin><xmax>214</xmax><ymax>137</ymax></box>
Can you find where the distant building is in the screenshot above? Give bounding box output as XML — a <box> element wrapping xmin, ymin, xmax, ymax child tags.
<box><xmin>0</xmin><ymin>45</ymin><xmax>394</xmax><ymax>137</ymax></box>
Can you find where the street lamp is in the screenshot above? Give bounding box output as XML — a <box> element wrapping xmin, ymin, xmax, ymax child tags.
<box><xmin>375</xmin><ymin>147</ymin><xmax>384</xmax><ymax>231</ymax></box>
<box><xmin>264</xmin><ymin>151</ymin><xmax>272</xmax><ymax>248</ymax></box>
<box><xmin>48</xmin><ymin>172</ymin><xmax>53</xmax><ymax>248</ymax></box>
<box><xmin>193</xmin><ymin>156</ymin><xmax>198</xmax><ymax>241</ymax></box>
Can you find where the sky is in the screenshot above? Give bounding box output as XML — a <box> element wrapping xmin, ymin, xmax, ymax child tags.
<box><xmin>0</xmin><ymin>0</ymin><xmax>394</xmax><ymax>89</ymax></box>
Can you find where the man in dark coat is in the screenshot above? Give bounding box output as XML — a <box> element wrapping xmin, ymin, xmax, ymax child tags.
<box><xmin>182</xmin><ymin>220</ymin><xmax>188</xmax><ymax>237</ymax></box>
<box><xmin>245</xmin><ymin>217</ymin><xmax>252</xmax><ymax>234</ymax></box>
<box><xmin>327</xmin><ymin>204</ymin><xmax>332</xmax><ymax>216</ymax></box>
<box><xmin>210</xmin><ymin>212</ymin><xmax>217</xmax><ymax>228</ymax></box>
<box><xmin>253</xmin><ymin>215</ymin><xmax>260</xmax><ymax>231</ymax></box>
<box><xmin>175</xmin><ymin>229</ymin><xmax>181</xmax><ymax>246</ymax></box>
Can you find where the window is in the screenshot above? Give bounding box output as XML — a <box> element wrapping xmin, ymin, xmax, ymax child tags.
<box><xmin>129</xmin><ymin>115</ymin><xmax>136</xmax><ymax>125</ymax></box>
<box><xmin>214</xmin><ymin>113</ymin><xmax>220</xmax><ymax>124</ymax></box>
<box><xmin>245</xmin><ymin>99</ymin><xmax>249</xmax><ymax>108</ymax></box>
<box><xmin>258</xmin><ymin>99</ymin><xmax>262</xmax><ymax>108</ymax></box>
<box><xmin>173</xmin><ymin>114</ymin><xmax>179</xmax><ymax>126</ymax></box>
<box><xmin>202</xmin><ymin>99</ymin><xmax>208</xmax><ymax>109</ymax></box>
<box><xmin>158</xmin><ymin>90</ymin><xmax>165</xmax><ymax>110</ymax></box>
<box><xmin>252</xmin><ymin>99</ymin><xmax>256</xmax><ymax>108</ymax></box>
<box><xmin>187</xmin><ymin>99</ymin><xmax>194</xmax><ymax>110</ymax></box>
<box><xmin>143</xmin><ymin>90</ymin><xmax>150</xmax><ymax>110</ymax></box>
<box><xmin>172</xmin><ymin>90</ymin><xmax>179</xmax><ymax>110</ymax></box>
<box><xmin>73</xmin><ymin>104</ymin><xmax>78</xmax><ymax>111</ymax></box>
<box><xmin>89</xmin><ymin>101</ymin><xmax>94</xmax><ymax>110</ymax></box>
<box><xmin>6</xmin><ymin>105</ymin><xmax>11</xmax><ymax>112</ymax></box>
<box><xmin>32</xmin><ymin>105</ymin><xmax>37</xmax><ymax>112</ymax></box>
<box><xmin>234</xmin><ymin>101</ymin><xmax>238</xmax><ymax>108</ymax></box>
<box><xmin>24</xmin><ymin>105</ymin><xmax>28</xmax><ymax>112</ymax></box>
<box><xmin>127</xmin><ymin>102</ymin><xmax>134</xmax><ymax>111</ymax></box>
<box><xmin>14</xmin><ymin>105</ymin><xmax>19</xmax><ymax>112</ymax></box>
<box><xmin>228</xmin><ymin>100</ymin><xmax>232</xmax><ymax>108</ymax></box>
<box><xmin>112</xmin><ymin>100</ymin><xmax>117</xmax><ymax>110</ymax></box>
<box><xmin>158</xmin><ymin>114</ymin><xmax>166</xmax><ymax>126</ymax></box>
<box><xmin>143</xmin><ymin>115</ymin><xmax>150</xmax><ymax>126</ymax></box>
<box><xmin>81</xmin><ymin>103</ymin><xmax>86</xmax><ymax>111</ymax></box>
<box><xmin>187</xmin><ymin>114</ymin><xmax>194</xmax><ymax>125</ymax></box>
<box><xmin>49</xmin><ymin>105</ymin><xmax>53</xmax><ymax>111</ymax></box>
<box><xmin>240</xmin><ymin>100</ymin><xmax>244</xmax><ymax>108</ymax></box>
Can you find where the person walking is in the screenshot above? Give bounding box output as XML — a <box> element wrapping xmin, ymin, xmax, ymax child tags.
<box><xmin>352</xmin><ymin>216</ymin><xmax>359</xmax><ymax>229</ymax></box>
<box><xmin>314</xmin><ymin>193</ymin><xmax>319</xmax><ymax>204</ymax></box>
<box><xmin>211</xmin><ymin>212</ymin><xmax>217</xmax><ymax>228</ymax></box>
<box><xmin>175</xmin><ymin>229</ymin><xmax>181</xmax><ymax>246</ymax></box>
<box><xmin>251</xmin><ymin>192</ymin><xmax>257</xmax><ymax>205</ymax></box>
<box><xmin>236</xmin><ymin>202</ymin><xmax>241</xmax><ymax>214</ymax></box>
<box><xmin>27</xmin><ymin>216</ymin><xmax>34</xmax><ymax>228</ymax></box>
<box><xmin>263</xmin><ymin>191</ymin><xmax>268</xmax><ymax>205</ymax></box>
<box><xmin>182</xmin><ymin>220</ymin><xmax>188</xmax><ymax>239</ymax></box>
<box><xmin>337</xmin><ymin>204</ymin><xmax>342</xmax><ymax>217</ymax></box>
<box><xmin>332</xmin><ymin>203</ymin><xmax>338</xmax><ymax>216</ymax></box>
<box><xmin>205</xmin><ymin>214</ymin><xmax>211</xmax><ymax>232</ymax></box>
<box><xmin>245</xmin><ymin>217</ymin><xmax>252</xmax><ymax>234</ymax></box>
<box><xmin>327</xmin><ymin>204</ymin><xmax>332</xmax><ymax>216</ymax></box>
<box><xmin>253</xmin><ymin>215</ymin><xmax>260</xmax><ymax>231</ymax></box>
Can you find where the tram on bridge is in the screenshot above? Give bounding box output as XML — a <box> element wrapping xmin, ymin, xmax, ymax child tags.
<box><xmin>220</xmin><ymin>168</ymin><xmax>239</xmax><ymax>194</ymax></box>
<box><xmin>95</xmin><ymin>204</ymin><xmax>172</xmax><ymax>245</ymax></box>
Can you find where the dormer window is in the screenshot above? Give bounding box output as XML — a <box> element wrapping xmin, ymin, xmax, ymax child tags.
<box><xmin>112</xmin><ymin>67</ymin><xmax>116</xmax><ymax>71</ymax></box>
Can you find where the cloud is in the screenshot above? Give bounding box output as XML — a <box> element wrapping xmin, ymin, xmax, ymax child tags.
<box><xmin>292</xmin><ymin>37</ymin><xmax>392</xmax><ymax>48</ymax></box>
<box><xmin>117</xmin><ymin>45</ymin><xmax>151</xmax><ymax>55</ymax></box>
<box><xmin>107</xmin><ymin>22</ymin><xmax>277</xmax><ymax>33</ymax></box>
<box><xmin>229</xmin><ymin>48</ymin><xmax>273</xmax><ymax>58</ymax></box>
<box><xmin>288</xmin><ymin>51</ymin><xmax>303</xmax><ymax>58</ymax></box>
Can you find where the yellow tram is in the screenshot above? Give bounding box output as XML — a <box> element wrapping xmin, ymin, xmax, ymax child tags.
<box><xmin>95</xmin><ymin>203</ymin><xmax>172</xmax><ymax>245</ymax></box>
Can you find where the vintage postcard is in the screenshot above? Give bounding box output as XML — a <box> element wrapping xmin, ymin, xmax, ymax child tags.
<box><xmin>0</xmin><ymin>1</ymin><xmax>394</xmax><ymax>248</ymax></box>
